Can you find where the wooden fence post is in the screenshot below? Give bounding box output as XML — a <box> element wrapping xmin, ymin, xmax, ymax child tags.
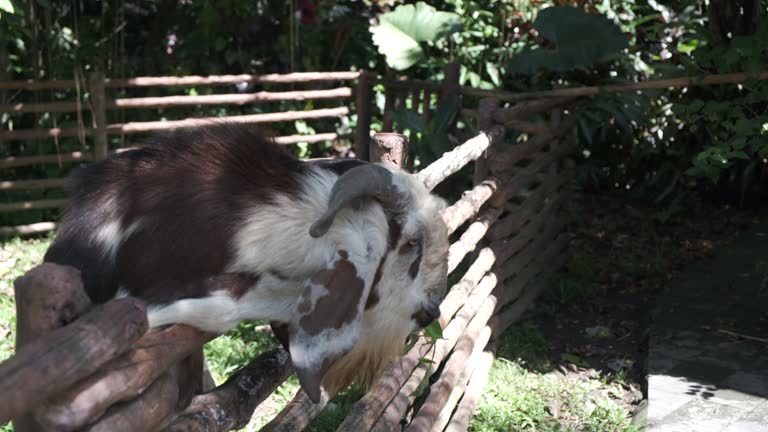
<box><xmin>474</xmin><ymin>97</ymin><xmax>499</xmax><ymax>186</ymax></box>
<box><xmin>440</xmin><ymin>62</ymin><xmax>461</xmax><ymax>135</ymax></box>
<box><xmin>90</xmin><ymin>72</ymin><xmax>108</xmax><ymax>160</ymax></box>
<box><xmin>372</xmin><ymin>132</ymin><xmax>408</xmax><ymax>169</ymax></box>
<box><xmin>354</xmin><ymin>71</ymin><xmax>372</xmax><ymax>161</ymax></box>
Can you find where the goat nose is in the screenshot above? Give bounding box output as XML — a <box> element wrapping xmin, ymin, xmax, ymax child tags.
<box><xmin>412</xmin><ymin>304</ymin><xmax>441</xmax><ymax>328</ymax></box>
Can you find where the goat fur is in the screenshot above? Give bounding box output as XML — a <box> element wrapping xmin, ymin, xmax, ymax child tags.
<box><xmin>44</xmin><ymin>123</ymin><xmax>449</xmax><ymax>401</ymax></box>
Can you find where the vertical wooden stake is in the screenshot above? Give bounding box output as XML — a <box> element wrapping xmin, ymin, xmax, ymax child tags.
<box><xmin>440</xmin><ymin>62</ymin><xmax>461</xmax><ymax>135</ymax></box>
<box><xmin>474</xmin><ymin>97</ymin><xmax>499</xmax><ymax>187</ymax></box>
<box><xmin>372</xmin><ymin>133</ymin><xmax>408</xmax><ymax>170</ymax></box>
<box><xmin>354</xmin><ymin>71</ymin><xmax>372</xmax><ymax>162</ymax></box>
<box><xmin>549</xmin><ymin>108</ymin><xmax>562</xmax><ymax>176</ymax></box>
<box><xmin>90</xmin><ymin>72</ymin><xmax>108</xmax><ymax>160</ymax></box>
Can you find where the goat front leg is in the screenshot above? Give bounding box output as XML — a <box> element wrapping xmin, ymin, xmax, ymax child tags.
<box><xmin>145</xmin><ymin>272</ymin><xmax>268</xmax><ymax>334</ymax></box>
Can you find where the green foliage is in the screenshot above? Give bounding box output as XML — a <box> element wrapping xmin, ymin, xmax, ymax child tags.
<box><xmin>370</xmin><ymin>1</ymin><xmax>462</xmax><ymax>70</ymax></box>
<box><xmin>509</xmin><ymin>6</ymin><xmax>629</xmax><ymax>75</ymax></box>
<box><xmin>392</xmin><ymin>94</ymin><xmax>460</xmax><ymax>168</ymax></box>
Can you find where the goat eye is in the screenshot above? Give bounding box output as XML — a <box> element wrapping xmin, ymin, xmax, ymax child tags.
<box><xmin>407</xmin><ymin>239</ymin><xmax>419</xmax><ymax>247</ymax></box>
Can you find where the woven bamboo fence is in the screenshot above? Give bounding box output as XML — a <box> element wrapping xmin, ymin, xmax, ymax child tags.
<box><xmin>0</xmin><ymin>86</ymin><xmax>577</xmax><ymax>431</ymax></box>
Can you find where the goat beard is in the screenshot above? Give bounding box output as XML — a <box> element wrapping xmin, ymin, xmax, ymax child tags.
<box><xmin>320</xmin><ymin>332</ymin><xmax>407</xmax><ymax>395</ymax></box>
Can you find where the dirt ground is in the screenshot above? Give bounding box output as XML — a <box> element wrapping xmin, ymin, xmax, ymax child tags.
<box><xmin>521</xmin><ymin>192</ymin><xmax>763</xmax><ymax>418</ymax></box>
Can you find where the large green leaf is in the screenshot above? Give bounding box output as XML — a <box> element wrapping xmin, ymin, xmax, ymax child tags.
<box><xmin>508</xmin><ymin>6</ymin><xmax>628</xmax><ymax>75</ymax></box>
<box><xmin>370</xmin><ymin>2</ymin><xmax>462</xmax><ymax>71</ymax></box>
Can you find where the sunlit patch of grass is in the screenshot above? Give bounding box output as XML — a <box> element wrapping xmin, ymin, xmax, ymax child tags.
<box><xmin>470</xmin><ymin>358</ymin><xmax>637</xmax><ymax>432</ymax></box>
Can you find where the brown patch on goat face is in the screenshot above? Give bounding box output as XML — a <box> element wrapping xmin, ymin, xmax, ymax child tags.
<box><xmin>299</xmin><ymin>250</ymin><xmax>364</xmax><ymax>336</ymax></box>
<box><xmin>298</xmin><ymin>289</ymin><xmax>313</xmax><ymax>314</ymax></box>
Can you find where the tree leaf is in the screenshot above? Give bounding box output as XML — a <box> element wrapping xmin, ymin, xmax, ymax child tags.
<box><xmin>370</xmin><ymin>2</ymin><xmax>462</xmax><ymax>71</ymax></box>
<box><xmin>508</xmin><ymin>6</ymin><xmax>628</xmax><ymax>75</ymax></box>
<box><xmin>430</xmin><ymin>94</ymin><xmax>459</xmax><ymax>133</ymax></box>
<box><xmin>392</xmin><ymin>109</ymin><xmax>426</xmax><ymax>133</ymax></box>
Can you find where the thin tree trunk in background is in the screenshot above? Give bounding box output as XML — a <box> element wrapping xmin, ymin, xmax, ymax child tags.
<box><xmin>708</xmin><ymin>0</ymin><xmax>762</xmax><ymax>42</ymax></box>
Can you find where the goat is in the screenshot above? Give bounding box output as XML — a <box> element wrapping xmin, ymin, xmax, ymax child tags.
<box><xmin>43</xmin><ymin>123</ymin><xmax>449</xmax><ymax>403</ymax></box>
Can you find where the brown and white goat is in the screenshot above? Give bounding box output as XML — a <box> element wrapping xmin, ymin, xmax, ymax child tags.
<box><xmin>43</xmin><ymin>123</ymin><xmax>449</xmax><ymax>402</ymax></box>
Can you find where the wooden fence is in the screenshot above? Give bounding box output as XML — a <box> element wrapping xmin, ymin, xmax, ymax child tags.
<box><xmin>0</xmin><ymin>87</ymin><xmax>577</xmax><ymax>431</ymax></box>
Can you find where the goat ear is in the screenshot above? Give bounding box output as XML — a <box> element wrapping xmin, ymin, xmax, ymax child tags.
<box><xmin>286</xmin><ymin>250</ymin><xmax>373</xmax><ymax>403</ymax></box>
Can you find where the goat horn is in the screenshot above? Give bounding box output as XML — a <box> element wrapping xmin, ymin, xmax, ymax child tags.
<box><xmin>310</xmin><ymin>164</ymin><xmax>405</xmax><ymax>238</ymax></box>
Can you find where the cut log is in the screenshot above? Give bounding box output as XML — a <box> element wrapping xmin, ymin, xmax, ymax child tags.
<box><xmin>35</xmin><ymin>325</ymin><xmax>215</xmax><ymax>431</ymax></box>
<box><xmin>12</xmin><ymin>263</ymin><xmax>93</xmax><ymax>432</ymax></box>
<box><xmin>1</xmin><ymin>297</ymin><xmax>147</xmax><ymax>424</ymax></box>
<box><xmin>83</xmin><ymin>369</ymin><xmax>179</xmax><ymax>432</ymax></box>
<box><xmin>165</xmin><ymin>349</ymin><xmax>292</xmax><ymax>432</ymax></box>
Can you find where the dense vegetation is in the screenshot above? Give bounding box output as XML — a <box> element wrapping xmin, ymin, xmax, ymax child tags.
<box><xmin>1</xmin><ymin>0</ymin><xmax>767</xmax><ymax>227</ymax></box>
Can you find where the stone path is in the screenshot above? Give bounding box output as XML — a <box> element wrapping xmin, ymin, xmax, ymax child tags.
<box><xmin>647</xmin><ymin>220</ymin><xmax>768</xmax><ymax>431</ymax></box>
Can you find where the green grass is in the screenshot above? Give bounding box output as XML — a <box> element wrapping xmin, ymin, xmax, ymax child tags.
<box><xmin>473</xmin><ymin>322</ymin><xmax>638</xmax><ymax>432</ymax></box>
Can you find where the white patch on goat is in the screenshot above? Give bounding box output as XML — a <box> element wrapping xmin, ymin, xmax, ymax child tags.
<box><xmin>228</xmin><ymin>166</ymin><xmax>389</xmax><ymax>277</ymax></box>
<box><xmin>94</xmin><ymin>220</ymin><xmax>122</xmax><ymax>259</ymax></box>
<box><xmin>93</xmin><ymin>217</ymin><xmax>143</xmax><ymax>261</ymax></box>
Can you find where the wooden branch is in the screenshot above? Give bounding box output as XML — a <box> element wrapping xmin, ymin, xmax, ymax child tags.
<box><xmin>108</xmin><ymin>88</ymin><xmax>352</xmax><ymax>110</ymax></box>
<box><xmin>498</xmin><ymin>145</ymin><xmax>574</xmax><ymax>199</ymax></box>
<box><xmin>0</xmin><ymin>108</ymin><xmax>349</xmax><ymax>140</ymax></box>
<box><xmin>503</xmin><ymin>119</ymin><xmax>551</xmax><ymax>135</ymax></box>
<box><xmin>416</xmin><ymin>127</ymin><xmax>504</xmax><ymax>191</ymax></box>
<box><xmin>495</xmin><ymin>233</ymin><xmax>569</xmax><ymax>313</ymax></box>
<box><xmin>487</xmin><ymin>200</ymin><xmax>561</xmax><ymax>270</ymax></box>
<box><xmin>83</xmin><ymin>369</ymin><xmax>179</xmax><ymax>432</ymax></box>
<box><xmin>0</xmin><ymin>151</ymin><xmax>92</xmax><ymax>169</ymax></box>
<box><xmin>0</xmin><ymin>177</ymin><xmax>67</xmax><ymax>191</ymax></box>
<box><xmin>104</xmin><ymin>71</ymin><xmax>362</xmax><ymax>88</ymax></box>
<box><xmin>0</xmin><ymin>222</ymin><xmax>57</xmax><ymax>237</ymax></box>
<box><xmin>105</xmin><ymin>107</ymin><xmax>350</xmax><ymax>135</ymax></box>
<box><xmin>489</xmin><ymin>170</ymin><xmax>573</xmax><ymax>241</ymax></box>
<box><xmin>493</xmin><ymin>97</ymin><xmax>579</xmax><ymax>124</ymax></box>
<box><xmin>495</xmin><ymin>215</ymin><xmax>567</xmax><ymax>282</ymax></box>
<box><xmin>165</xmin><ymin>349</ymin><xmax>292</xmax><ymax>432</ymax></box>
<box><xmin>405</xmin><ymin>324</ymin><xmax>493</xmax><ymax>432</ymax></box>
<box><xmin>272</xmin><ymin>133</ymin><xmax>340</xmax><ymax>145</ymax></box>
<box><xmin>494</xmin><ymin>249</ymin><xmax>569</xmax><ymax>333</ymax></box>
<box><xmin>442</xmin><ymin>349</ymin><xmax>495</xmax><ymax>432</ymax></box>
<box><xmin>460</xmin><ymin>71</ymin><xmax>768</xmax><ymax>102</ymax></box>
<box><xmin>439</xmin><ymin>248</ymin><xmax>496</xmax><ymax>324</ymax></box>
<box><xmin>258</xmin><ymin>388</ymin><xmax>331</xmax><ymax>432</ymax></box>
<box><xmin>0</xmin><ymin>198</ymin><xmax>68</xmax><ymax>213</ymax></box>
<box><xmin>0</xmin><ymin>298</ymin><xmax>148</xmax><ymax>424</ymax></box>
<box><xmin>35</xmin><ymin>325</ymin><xmax>215</xmax><ymax>431</ymax></box>
<box><xmin>487</xmin><ymin>115</ymin><xmax>576</xmax><ymax>174</ymax></box>
<box><xmin>0</xmin><ymin>127</ymin><xmax>91</xmax><ymax>140</ymax></box>
<box><xmin>447</xmin><ymin>206</ymin><xmax>504</xmax><ymax>273</ymax></box>
<box><xmin>428</xmin><ymin>348</ymin><xmax>474</xmax><ymax>432</ymax></box>
<box><xmin>0</xmin><ymin>100</ymin><xmax>81</xmax><ymax>113</ymax></box>
<box><xmin>365</xmin><ymin>273</ymin><xmax>500</xmax><ymax>432</ymax></box>
<box><xmin>441</xmin><ymin>179</ymin><xmax>499</xmax><ymax>235</ymax></box>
